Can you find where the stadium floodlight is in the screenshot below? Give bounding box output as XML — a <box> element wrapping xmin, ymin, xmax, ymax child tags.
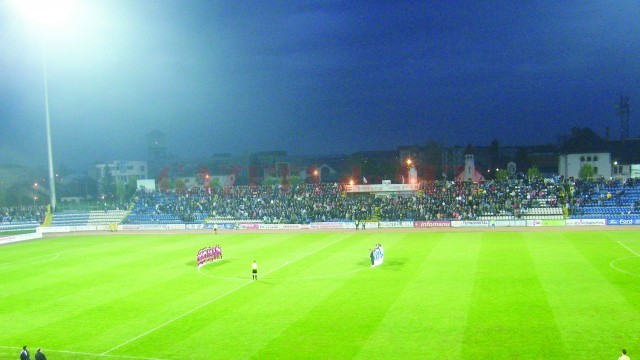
<box><xmin>12</xmin><ymin>0</ymin><xmax>76</xmax><ymax>212</ymax></box>
<box><xmin>12</xmin><ymin>0</ymin><xmax>74</xmax><ymax>28</ymax></box>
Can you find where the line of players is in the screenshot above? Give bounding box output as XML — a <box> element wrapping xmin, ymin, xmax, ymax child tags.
<box><xmin>370</xmin><ymin>243</ymin><xmax>384</xmax><ymax>267</ymax></box>
<box><xmin>197</xmin><ymin>245</ymin><xmax>222</xmax><ymax>267</ymax></box>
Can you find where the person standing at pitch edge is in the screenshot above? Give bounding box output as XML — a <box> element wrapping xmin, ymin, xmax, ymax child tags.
<box><xmin>252</xmin><ymin>260</ymin><xmax>258</xmax><ymax>280</ymax></box>
<box><xmin>35</xmin><ymin>348</ymin><xmax>47</xmax><ymax>360</ymax></box>
<box><xmin>20</xmin><ymin>345</ymin><xmax>30</xmax><ymax>360</ymax></box>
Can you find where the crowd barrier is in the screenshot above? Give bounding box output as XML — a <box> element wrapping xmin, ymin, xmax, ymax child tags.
<box><xmin>25</xmin><ymin>218</ymin><xmax>625</xmax><ymax>234</ymax></box>
<box><xmin>4</xmin><ymin>218</ymin><xmax>637</xmax><ymax>246</ymax></box>
<box><xmin>0</xmin><ymin>232</ymin><xmax>42</xmax><ymax>245</ymax></box>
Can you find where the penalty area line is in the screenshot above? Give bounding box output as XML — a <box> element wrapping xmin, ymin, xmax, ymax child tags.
<box><xmin>617</xmin><ymin>241</ymin><xmax>640</xmax><ymax>257</ymax></box>
<box><xmin>101</xmin><ymin>234</ymin><xmax>350</xmax><ymax>356</ymax></box>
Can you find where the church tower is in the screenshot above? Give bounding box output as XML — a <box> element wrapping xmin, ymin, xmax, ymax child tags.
<box><xmin>464</xmin><ymin>144</ymin><xmax>475</xmax><ymax>181</ymax></box>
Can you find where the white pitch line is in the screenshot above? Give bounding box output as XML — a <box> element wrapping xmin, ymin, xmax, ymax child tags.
<box><xmin>610</xmin><ymin>256</ymin><xmax>640</xmax><ymax>278</ymax></box>
<box><xmin>617</xmin><ymin>241</ymin><xmax>640</xmax><ymax>256</ymax></box>
<box><xmin>0</xmin><ymin>345</ymin><xmax>167</xmax><ymax>360</ymax></box>
<box><xmin>0</xmin><ymin>253</ymin><xmax>60</xmax><ymax>269</ymax></box>
<box><xmin>101</xmin><ymin>234</ymin><xmax>351</xmax><ymax>355</ymax></box>
<box><xmin>609</xmin><ymin>241</ymin><xmax>640</xmax><ymax>278</ymax></box>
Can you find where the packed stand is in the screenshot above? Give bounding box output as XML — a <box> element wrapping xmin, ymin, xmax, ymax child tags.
<box><xmin>124</xmin><ymin>178</ymin><xmax>564</xmax><ymax>224</ymax></box>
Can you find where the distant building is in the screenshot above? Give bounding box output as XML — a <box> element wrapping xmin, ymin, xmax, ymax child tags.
<box><xmin>455</xmin><ymin>144</ymin><xmax>486</xmax><ymax>182</ymax></box>
<box><xmin>558</xmin><ymin>152</ymin><xmax>611</xmax><ymax>180</ymax></box>
<box><xmin>558</xmin><ymin>127</ymin><xmax>611</xmax><ymax>180</ymax></box>
<box><xmin>95</xmin><ymin>160</ymin><xmax>149</xmax><ymax>183</ymax></box>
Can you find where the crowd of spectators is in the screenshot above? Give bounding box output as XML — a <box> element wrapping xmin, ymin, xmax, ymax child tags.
<box><xmin>569</xmin><ymin>178</ymin><xmax>640</xmax><ymax>215</ymax></box>
<box><xmin>9</xmin><ymin>177</ymin><xmax>640</xmax><ymax>226</ymax></box>
<box><xmin>0</xmin><ymin>206</ymin><xmax>46</xmax><ymax>224</ymax></box>
<box><xmin>129</xmin><ymin>183</ymin><xmax>356</xmax><ymax>223</ymax></box>
<box><xmin>127</xmin><ymin>178</ymin><xmax>564</xmax><ymax>223</ymax></box>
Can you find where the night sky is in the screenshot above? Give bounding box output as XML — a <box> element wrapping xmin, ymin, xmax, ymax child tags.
<box><xmin>1</xmin><ymin>1</ymin><xmax>639</xmax><ymax>171</ymax></box>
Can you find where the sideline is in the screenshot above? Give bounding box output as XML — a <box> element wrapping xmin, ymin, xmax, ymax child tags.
<box><xmin>0</xmin><ymin>345</ymin><xmax>167</xmax><ymax>360</ymax></box>
<box><xmin>100</xmin><ymin>234</ymin><xmax>351</xmax><ymax>356</ymax></box>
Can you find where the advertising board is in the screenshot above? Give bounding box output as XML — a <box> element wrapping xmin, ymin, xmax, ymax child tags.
<box><xmin>379</xmin><ymin>221</ymin><xmax>415</xmax><ymax>228</ymax></box>
<box><xmin>364</xmin><ymin>221</ymin><xmax>379</xmax><ymax>229</ymax></box>
<box><xmin>204</xmin><ymin>223</ymin><xmax>236</xmax><ymax>230</ymax></box>
<box><xmin>526</xmin><ymin>219</ymin><xmax>566</xmax><ymax>227</ymax></box>
<box><xmin>258</xmin><ymin>224</ymin><xmax>302</xmax><ymax>230</ymax></box>
<box><xmin>345</xmin><ymin>184</ymin><xmax>420</xmax><ymax>193</ymax></box>
<box><xmin>0</xmin><ymin>232</ymin><xmax>42</xmax><ymax>245</ymax></box>
<box><xmin>451</xmin><ymin>220</ymin><xmax>489</xmax><ymax>228</ymax></box>
<box><xmin>494</xmin><ymin>220</ymin><xmax>527</xmax><ymax>227</ymax></box>
<box><xmin>607</xmin><ymin>218</ymin><xmax>640</xmax><ymax>226</ymax></box>
<box><xmin>309</xmin><ymin>222</ymin><xmax>356</xmax><ymax>229</ymax></box>
<box><xmin>38</xmin><ymin>226</ymin><xmax>71</xmax><ymax>233</ymax></box>
<box><xmin>414</xmin><ymin>220</ymin><xmax>451</xmax><ymax>227</ymax></box>
<box><xmin>118</xmin><ymin>224</ymin><xmax>186</xmax><ymax>231</ymax></box>
<box><xmin>565</xmin><ymin>219</ymin><xmax>606</xmax><ymax>226</ymax></box>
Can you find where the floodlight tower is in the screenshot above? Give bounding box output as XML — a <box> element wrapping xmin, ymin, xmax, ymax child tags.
<box><xmin>13</xmin><ymin>0</ymin><xmax>75</xmax><ymax>211</ymax></box>
<box><xmin>42</xmin><ymin>45</ymin><xmax>57</xmax><ymax>211</ymax></box>
<box><xmin>616</xmin><ymin>95</ymin><xmax>631</xmax><ymax>141</ymax></box>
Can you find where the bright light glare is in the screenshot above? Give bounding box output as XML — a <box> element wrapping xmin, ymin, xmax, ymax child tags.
<box><xmin>13</xmin><ymin>0</ymin><xmax>74</xmax><ymax>27</ymax></box>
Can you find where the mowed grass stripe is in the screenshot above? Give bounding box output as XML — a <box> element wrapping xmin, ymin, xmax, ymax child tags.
<box><xmin>535</xmin><ymin>231</ymin><xmax>640</xmax><ymax>357</ymax></box>
<box><xmin>461</xmin><ymin>232</ymin><xmax>565</xmax><ymax>359</ymax></box>
<box><xmin>0</xmin><ymin>233</ymin><xmax>254</xmax><ymax>352</ymax></box>
<box><xmin>354</xmin><ymin>232</ymin><xmax>481</xmax><ymax>359</ymax></box>
<box><xmin>104</xmin><ymin>233</ymin><xmax>352</xmax><ymax>359</ymax></box>
<box><xmin>248</xmin><ymin>232</ymin><xmax>437</xmax><ymax>359</ymax></box>
<box><xmin>1</xmin><ymin>234</ymin><xmax>222</xmax><ymax>351</ymax></box>
<box><xmin>527</xmin><ymin>231</ymin><xmax>640</xmax><ymax>358</ymax></box>
<box><xmin>2</xmin><ymin>234</ymin><xmax>182</xmax><ymax>296</ymax></box>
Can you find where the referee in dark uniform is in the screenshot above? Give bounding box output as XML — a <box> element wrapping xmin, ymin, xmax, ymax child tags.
<box><xmin>35</xmin><ymin>348</ymin><xmax>47</xmax><ymax>360</ymax></box>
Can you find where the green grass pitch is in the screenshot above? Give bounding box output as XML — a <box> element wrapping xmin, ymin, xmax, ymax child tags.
<box><xmin>1</xmin><ymin>230</ymin><xmax>640</xmax><ymax>359</ymax></box>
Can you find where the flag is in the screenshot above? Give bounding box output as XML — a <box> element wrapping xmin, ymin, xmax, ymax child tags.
<box><xmin>363</xmin><ymin>177</ymin><xmax>368</xmax><ymax>184</ymax></box>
